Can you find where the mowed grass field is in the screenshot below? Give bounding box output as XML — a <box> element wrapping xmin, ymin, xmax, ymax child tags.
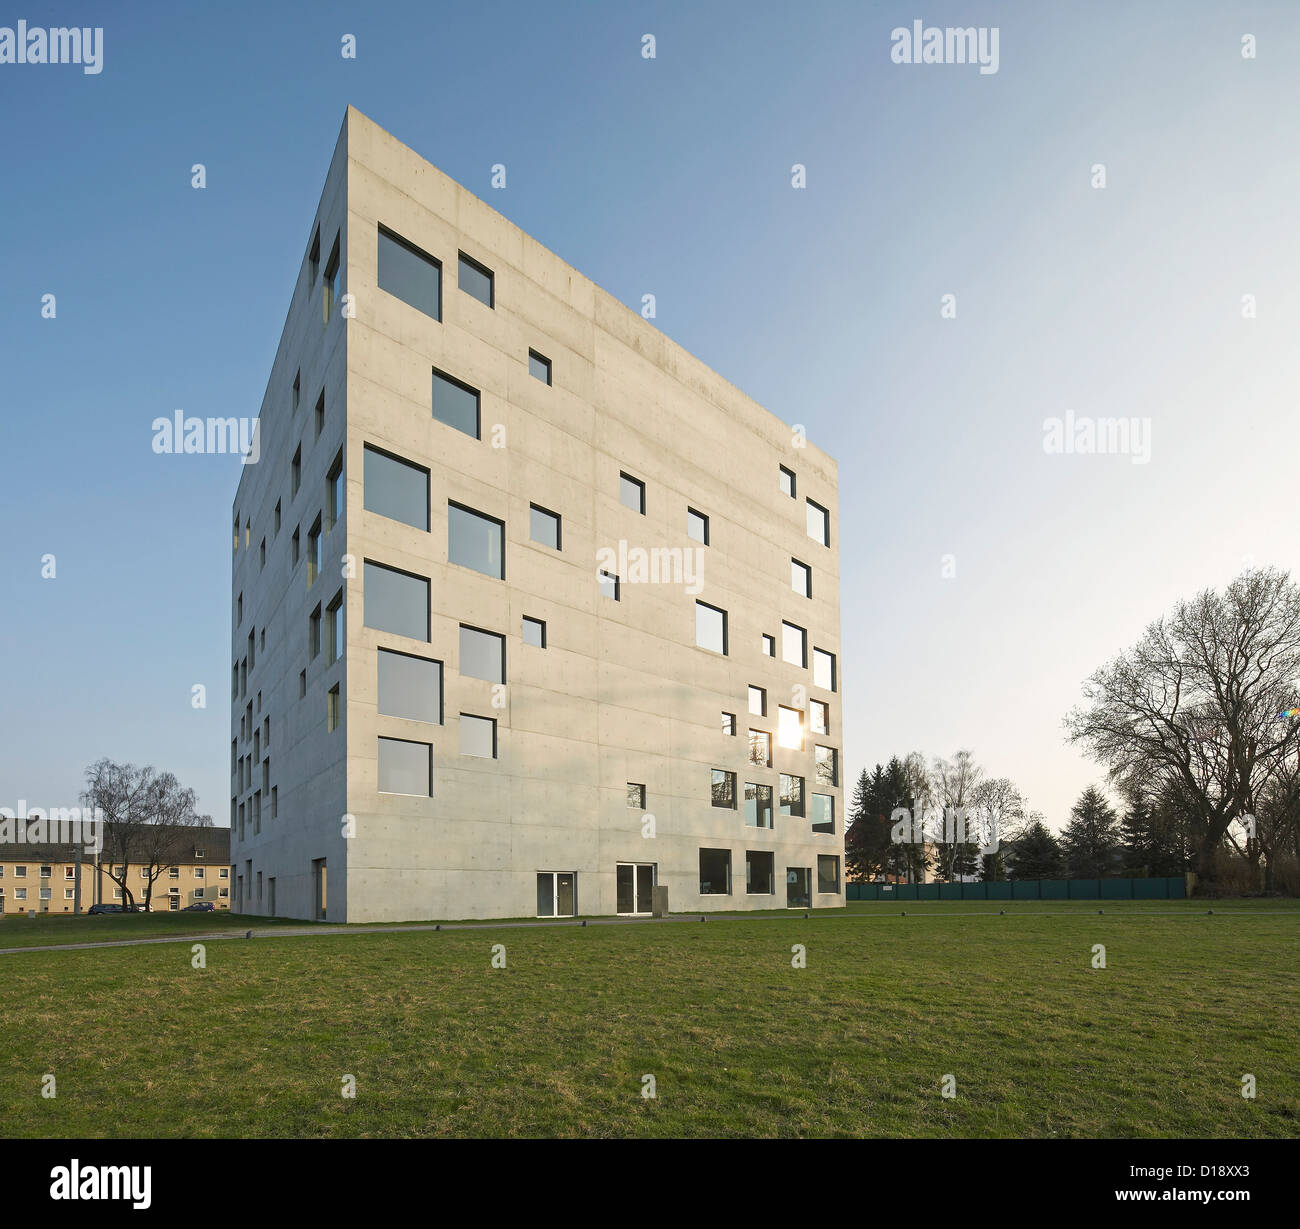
<box><xmin>1</xmin><ymin>900</ymin><xmax>1296</xmax><ymax>1138</ymax></box>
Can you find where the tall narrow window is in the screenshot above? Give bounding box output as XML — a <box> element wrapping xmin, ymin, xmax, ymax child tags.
<box><xmin>813</xmin><ymin>648</ymin><xmax>837</xmax><ymax>692</ymax></box>
<box><xmin>696</xmin><ymin>601</ymin><xmax>727</xmax><ymax>654</ymax></box>
<box><xmin>815</xmin><ymin>745</ymin><xmax>838</xmax><ymax>787</ymax></box>
<box><xmin>810</xmin><ymin>699</ymin><xmax>829</xmax><ymax>734</ymax></box>
<box><xmin>307</xmin><ymin>515</ymin><xmax>322</xmax><ymax>586</ymax></box>
<box><xmin>291</xmin><ymin>445</ymin><xmax>302</xmax><ymax>498</ymax></box>
<box><xmin>807</xmin><ymin>498</ymin><xmax>830</xmax><ymax>547</ymax></box>
<box><xmin>378</xmin><ymin>225</ymin><xmax>441</xmax><ymax>320</ymax></box>
<box><xmin>599</xmin><ymin>571</ymin><xmax>620</xmax><ymax>601</ymax></box>
<box><xmin>779</xmin><ymin>465</ymin><xmax>796</xmax><ymax>497</ymax></box>
<box><xmin>323</xmin><ymin>235</ymin><xmax>340</xmax><ymax>324</ymax></box>
<box><xmin>745</xmin><ymin>783</ymin><xmax>773</xmax><ymax>829</ymax></box>
<box><xmin>309</xmin><ymin>604</ymin><xmax>322</xmax><ymax>659</ymax></box>
<box><xmin>780</xmin><ymin>774</ymin><xmax>805</xmax><ymax>817</ymax></box>
<box><xmin>748</xmin><ymin>730</ymin><xmax>772</xmax><ymax>768</ymax></box>
<box><xmin>711</xmin><ymin>770</ymin><xmax>736</xmax><ymax>809</ymax></box>
<box><xmin>308</xmin><ymin>228</ymin><xmax>320</xmax><ymax>285</ymax></box>
<box><xmin>314</xmin><ymin>391</ymin><xmax>325</xmax><ymax>438</ymax></box>
<box><xmin>778</xmin><ymin>706</ymin><xmax>803</xmax><ymax>751</ymax></box>
<box><xmin>792</xmin><ymin>558</ymin><xmax>811</xmax><ymax>597</ymax></box>
<box><xmin>292</xmin><ymin>371</ymin><xmax>300</xmax><ymax>413</ymax></box>
<box><xmin>326</xmin><ymin>591</ymin><xmax>344</xmax><ymax>665</ymax></box>
<box><xmin>458</xmin><ymin>252</ymin><xmax>494</xmax><ymax>308</ymax></box>
<box><xmin>326</xmin><ymin>452</ymin><xmax>343</xmax><ymax>531</ymax></box>
<box><xmin>748</xmin><ymin>686</ymin><xmax>766</xmax><ymax>717</ymax></box>
<box><xmin>327</xmin><ymin>683</ymin><xmax>340</xmax><ymax>732</ymax></box>
<box><xmin>782</xmin><ymin>621</ymin><xmax>807</xmax><ymax>668</ymax></box>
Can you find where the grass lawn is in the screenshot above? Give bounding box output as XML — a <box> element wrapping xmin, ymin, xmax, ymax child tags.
<box><xmin>1</xmin><ymin>900</ymin><xmax>1295</xmax><ymax>1138</ymax></box>
<box><xmin>0</xmin><ymin>909</ymin><xmax>298</xmax><ymax>950</ymax></box>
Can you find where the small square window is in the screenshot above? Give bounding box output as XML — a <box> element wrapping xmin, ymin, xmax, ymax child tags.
<box><xmin>460</xmin><ymin>624</ymin><xmax>506</xmax><ymax>684</ymax></box>
<box><xmin>528</xmin><ymin>349</ymin><xmax>552</xmax><ymax>385</ymax></box>
<box><xmin>687</xmin><ymin>508</ymin><xmax>709</xmax><ymax>545</ymax></box>
<box><xmin>779</xmin><ymin>465</ymin><xmax>796</xmax><ymax>498</ymax></box>
<box><xmin>448</xmin><ymin>502</ymin><xmax>504</xmax><ymax>579</ymax></box>
<box><xmin>461</xmin><ymin>714</ymin><xmax>497</xmax><ymax>759</ymax></box>
<box><xmin>627</xmin><ymin>783</ymin><xmax>646</xmax><ymax>810</ymax></box>
<box><xmin>523</xmin><ymin>617</ymin><xmax>546</xmax><ymax>648</ymax></box>
<box><xmin>458</xmin><ymin>252</ymin><xmax>494</xmax><ymax>308</ymax></box>
<box><xmin>619</xmin><ymin>472</ymin><xmax>646</xmax><ymax>514</ymax></box>
<box><xmin>599</xmin><ymin>571</ymin><xmax>620</xmax><ymax>601</ymax></box>
<box><xmin>529</xmin><ymin>504</ymin><xmax>561</xmax><ymax>551</ymax></box>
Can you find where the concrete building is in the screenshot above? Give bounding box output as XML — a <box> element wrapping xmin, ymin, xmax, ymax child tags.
<box><xmin>229</xmin><ymin>107</ymin><xmax>843</xmax><ymax>923</ymax></box>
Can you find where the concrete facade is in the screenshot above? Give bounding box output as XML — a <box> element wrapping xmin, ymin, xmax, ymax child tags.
<box><xmin>230</xmin><ymin>108</ymin><xmax>843</xmax><ymax>923</ymax></box>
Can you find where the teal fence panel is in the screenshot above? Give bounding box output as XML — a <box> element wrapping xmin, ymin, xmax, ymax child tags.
<box><xmin>1041</xmin><ymin>879</ymin><xmax>1070</xmax><ymax>899</ymax></box>
<box><xmin>939</xmin><ymin>883</ymin><xmax>963</xmax><ymax>900</ymax></box>
<box><xmin>1102</xmin><ymin>878</ymin><xmax>1134</xmax><ymax>899</ymax></box>
<box><xmin>986</xmin><ymin>881</ymin><xmax>1014</xmax><ymax>900</ymax></box>
<box><xmin>846</xmin><ymin>875</ymin><xmax>1186</xmax><ymax>900</ymax></box>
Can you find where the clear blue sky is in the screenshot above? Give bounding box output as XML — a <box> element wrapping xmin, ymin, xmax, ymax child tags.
<box><xmin>3</xmin><ymin>0</ymin><xmax>1299</xmax><ymax>830</ymax></box>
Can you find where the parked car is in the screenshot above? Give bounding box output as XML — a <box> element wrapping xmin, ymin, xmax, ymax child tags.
<box><xmin>87</xmin><ymin>903</ymin><xmax>123</xmax><ymax>915</ymax></box>
<box><xmin>180</xmin><ymin>902</ymin><xmax>215</xmax><ymax>912</ymax></box>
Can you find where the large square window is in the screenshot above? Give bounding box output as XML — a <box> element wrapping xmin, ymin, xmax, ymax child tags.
<box><xmin>818</xmin><ymin>855</ymin><xmax>841</xmax><ymax>894</ymax></box>
<box><xmin>448</xmin><ymin>502</ymin><xmax>504</xmax><ymax>579</ymax></box>
<box><xmin>432</xmin><ymin>369</ymin><xmax>481</xmax><ymax>440</ymax></box>
<box><xmin>458</xmin><ymin>252</ymin><xmax>494</xmax><ymax>308</ymax></box>
<box><xmin>619</xmin><ymin>472</ymin><xmax>645</xmax><ymax>514</ymax></box>
<box><xmin>364</xmin><ymin>445</ymin><xmax>429</xmax><ymax>531</ymax></box>
<box><xmin>460</xmin><ymin>714</ymin><xmax>497</xmax><ymax>758</ymax></box>
<box><xmin>378</xmin><ymin>225</ymin><xmax>441</xmax><ymax>320</ymax></box>
<box><xmin>699</xmin><ymin>849</ymin><xmax>731</xmax><ymax>896</ymax></box>
<box><xmin>363</xmin><ymin>561</ymin><xmax>429</xmax><ymax>642</ymax></box>
<box><xmin>747</xmin><ymin>850</ymin><xmax>774</xmax><ymax>894</ymax></box>
<box><xmin>711</xmin><ymin>769</ymin><xmax>736</xmax><ymax>809</ymax></box>
<box><xmin>813</xmin><ymin>648</ymin><xmax>837</xmax><ymax>692</ymax></box>
<box><xmin>459</xmin><ymin>625</ymin><xmax>505</xmax><ymax>684</ymax></box>
<box><xmin>780</xmin><ymin>773</ymin><xmax>805</xmax><ymax>817</ymax></box>
<box><xmin>377</xmin><ymin>649</ymin><xmax>442</xmax><ymax>724</ymax></box>
<box><xmin>529</xmin><ymin>504</ymin><xmax>561</xmax><ymax>550</ymax></box>
<box><xmin>696</xmin><ymin>601</ymin><xmax>727</xmax><ymax>654</ymax></box>
<box><xmin>812</xmin><ymin>793</ymin><xmax>836</xmax><ymax>834</ymax></box>
<box><xmin>378</xmin><ymin>737</ymin><xmax>432</xmax><ymax>796</ymax></box>
<box><xmin>782</xmin><ymin>621</ymin><xmax>807</xmax><ymax>668</ymax></box>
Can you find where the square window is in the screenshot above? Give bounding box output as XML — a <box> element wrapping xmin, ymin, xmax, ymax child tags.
<box><xmin>377</xmin><ymin>737</ymin><xmax>433</xmax><ymax>796</ymax></box>
<box><xmin>711</xmin><ymin>769</ymin><xmax>736</xmax><ymax>809</ymax></box>
<box><xmin>812</xmin><ymin>793</ymin><xmax>836</xmax><ymax>834</ymax></box>
<box><xmin>459</xmin><ymin>624</ymin><xmax>506</xmax><ymax>684</ymax></box>
<box><xmin>448</xmin><ymin>502</ymin><xmax>504</xmax><ymax>579</ymax></box>
<box><xmin>460</xmin><ymin>714</ymin><xmax>497</xmax><ymax>758</ymax></box>
<box><xmin>529</xmin><ymin>504</ymin><xmax>561</xmax><ymax>550</ymax></box>
<box><xmin>810</xmin><ymin>699</ymin><xmax>829</xmax><ymax>735</ymax></box>
<box><xmin>818</xmin><ymin>855</ymin><xmax>841</xmax><ymax>894</ymax></box>
<box><xmin>528</xmin><ymin>349</ymin><xmax>552</xmax><ymax>385</ymax></box>
<box><xmin>687</xmin><ymin>508</ymin><xmax>709</xmax><ymax>545</ymax></box>
<box><xmin>807</xmin><ymin>498</ymin><xmax>830</xmax><ymax>547</ymax></box>
<box><xmin>748</xmin><ymin>730</ymin><xmax>772</xmax><ymax>768</ymax></box>
<box><xmin>779</xmin><ymin>465</ymin><xmax>796</xmax><ymax>497</ymax></box>
<box><xmin>432</xmin><ymin>369</ymin><xmax>481</xmax><ymax>440</ymax></box>
<box><xmin>696</xmin><ymin>601</ymin><xmax>727</xmax><ymax>654</ymax></box>
<box><xmin>782</xmin><ymin>622</ymin><xmax>807</xmax><ymax>668</ymax></box>
<box><xmin>378</xmin><ymin>225</ymin><xmax>441</xmax><ymax>320</ymax></box>
<box><xmin>378</xmin><ymin>649</ymin><xmax>442</xmax><ymax>723</ymax></box>
<box><xmin>792</xmin><ymin>558</ymin><xmax>811</xmax><ymax>597</ymax></box>
<box><xmin>745</xmin><ymin>783</ymin><xmax>773</xmax><ymax>829</ymax></box>
<box><xmin>721</xmin><ymin>711</ymin><xmax>736</xmax><ymax>736</ymax></box>
<box><xmin>599</xmin><ymin>570</ymin><xmax>620</xmax><ymax>601</ymax></box>
<box><xmin>699</xmin><ymin>849</ymin><xmax>731</xmax><ymax>896</ymax></box>
<box><xmin>522</xmin><ymin>617</ymin><xmax>546</xmax><ymax>648</ymax></box>
<box><xmin>364</xmin><ymin>561</ymin><xmax>430</xmax><ymax>642</ymax></box>
<box><xmin>780</xmin><ymin>773</ymin><xmax>805</xmax><ymax>817</ymax></box>
<box><xmin>627</xmin><ymin>783</ymin><xmax>646</xmax><ymax>809</ymax></box>
<box><xmin>458</xmin><ymin>252</ymin><xmax>494</xmax><ymax>308</ymax></box>
<box><xmin>364</xmin><ymin>444</ymin><xmax>429</xmax><ymax>531</ymax></box>
<box><xmin>815</xmin><ymin>745</ymin><xmax>839</xmax><ymax>787</ymax></box>
<box><xmin>778</xmin><ymin>706</ymin><xmax>803</xmax><ymax>751</ymax></box>
<box><xmin>748</xmin><ymin>686</ymin><xmax>766</xmax><ymax>717</ymax></box>
<box><xmin>619</xmin><ymin>472</ymin><xmax>646</xmax><ymax>514</ymax></box>
<box><xmin>813</xmin><ymin>648</ymin><xmax>837</xmax><ymax>692</ymax></box>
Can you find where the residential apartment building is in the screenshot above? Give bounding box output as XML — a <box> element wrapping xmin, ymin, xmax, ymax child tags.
<box><xmin>0</xmin><ymin>827</ymin><xmax>230</xmax><ymax>913</ymax></box>
<box><xmin>229</xmin><ymin>107</ymin><xmax>843</xmax><ymax>924</ymax></box>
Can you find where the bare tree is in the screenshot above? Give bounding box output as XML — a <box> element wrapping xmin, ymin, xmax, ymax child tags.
<box><xmin>931</xmin><ymin>749</ymin><xmax>984</xmax><ymax>880</ymax></box>
<box><xmin>1065</xmin><ymin>568</ymin><xmax>1300</xmax><ymax>884</ymax></box>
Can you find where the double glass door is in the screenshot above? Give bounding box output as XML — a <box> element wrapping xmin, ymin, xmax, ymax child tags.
<box><xmin>537</xmin><ymin>872</ymin><xmax>576</xmax><ymax>917</ymax></box>
<box><xmin>616</xmin><ymin>863</ymin><xmax>656</xmax><ymax>915</ymax></box>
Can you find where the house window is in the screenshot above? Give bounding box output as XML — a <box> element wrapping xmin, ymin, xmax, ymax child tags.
<box><xmin>39</xmin><ymin>865</ymin><xmax>51</xmax><ymax>878</ymax></box>
<box><xmin>813</xmin><ymin>648</ymin><xmax>837</xmax><ymax>692</ymax></box>
<box><xmin>432</xmin><ymin>368</ymin><xmax>481</xmax><ymax>440</ymax></box>
<box><xmin>64</xmin><ymin>888</ymin><xmax>73</xmax><ymax>900</ymax></box>
<box><xmin>327</xmin><ymin>591</ymin><xmax>344</xmax><ymax>664</ymax></box>
<box><xmin>815</xmin><ymin>745</ymin><xmax>838</xmax><ymax>787</ymax></box>
<box><xmin>619</xmin><ymin>472</ymin><xmax>646</xmax><ymax>514</ymax></box>
<box><xmin>448</xmin><ymin>502</ymin><xmax>504</xmax><ymax>579</ymax></box>
<box><xmin>812</xmin><ymin>794</ymin><xmax>836</xmax><ymax>834</ymax></box>
<box><xmin>745</xmin><ymin>783</ymin><xmax>773</xmax><ymax>829</ymax></box>
<box><xmin>761</xmin><ymin>633</ymin><xmax>775</xmax><ymax>657</ymax></box>
<box><xmin>687</xmin><ymin>508</ymin><xmax>709</xmax><ymax>545</ymax></box>
<box><xmin>779</xmin><ymin>465</ymin><xmax>796</xmax><ymax>497</ymax></box>
<box><xmin>780</xmin><ymin>774</ymin><xmax>805</xmax><ymax>817</ymax></box>
<box><xmin>748</xmin><ymin>686</ymin><xmax>766</xmax><ymax>717</ymax></box>
<box><xmin>536</xmin><ymin>871</ymin><xmax>576</xmax><ymax>917</ymax></box>
<box><xmin>721</xmin><ymin>712</ymin><xmax>736</xmax><ymax>736</ymax></box>
<box><xmin>377</xmin><ymin>737</ymin><xmax>433</xmax><ymax>796</ymax></box>
<box><xmin>818</xmin><ymin>855</ymin><xmax>841</xmax><ymax>894</ymax></box>
<box><xmin>599</xmin><ymin>570</ymin><xmax>620</xmax><ymax>601</ymax></box>
<box><xmin>810</xmin><ymin>699</ymin><xmax>829</xmax><ymax>735</ymax></box>
<box><xmin>460</xmin><ymin>714</ymin><xmax>497</xmax><ymax>759</ymax></box>
<box><xmin>326</xmin><ymin>452</ymin><xmax>343</xmax><ymax>531</ymax></box>
<box><xmin>792</xmin><ymin>559</ymin><xmax>811</xmax><ymax>598</ymax></box>
<box><xmin>377</xmin><ymin>224</ymin><xmax>441</xmax><ymax>320</ymax></box>
<box><xmin>169</xmin><ymin>866</ymin><xmax>179</xmax><ymax>879</ymax></box>
<box><xmin>748</xmin><ymin>730</ymin><xmax>771</xmax><ymax>768</ymax></box>
<box><xmin>529</xmin><ymin>504</ymin><xmax>561</xmax><ymax>550</ymax></box>
<box><xmin>807</xmin><ymin>498</ymin><xmax>830</xmax><ymax>547</ymax></box>
<box><xmin>627</xmin><ymin>783</ymin><xmax>646</xmax><ymax>810</ymax></box>
<box><xmin>459</xmin><ymin>624</ymin><xmax>506</xmax><ymax>684</ymax></box>
<box><xmin>782</xmin><ymin>622</ymin><xmax>807</xmax><ymax>668</ymax></box>
<box><xmin>695</xmin><ymin>601</ymin><xmax>727</xmax><ymax>654</ymax></box>
<box><xmin>528</xmin><ymin>349</ymin><xmax>552</xmax><ymax>385</ymax></box>
<box><xmin>457</xmin><ymin>251</ymin><xmax>494</xmax><ymax>308</ymax></box>
<box><xmin>522</xmin><ymin>617</ymin><xmax>546</xmax><ymax>648</ymax></box>
<box><xmin>63</xmin><ymin>866</ymin><xmax>75</xmax><ymax>880</ymax></box>
<box><xmin>746</xmin><ymin>850</ymin><xmax>774</xmax><ymax>895</ymax></box>
<box><xmin>363</xmin><ymin>445</ymin><xmax>429</xmax><ymax>531</ymax></box>
<box><xmin>363</xmin><ymin>561</ymin><xmax>430</xmax><ymax>642</ymax></box>
<box><xmin>778</xmin><ymin>706</ymin><xmax>803</xmax><ymax>751</ymax></box>
<box><xmin>699</xmin><ymin>849</ymin><xmax>731</xmax><ymax>896</ymax></box>
<box><xmin>711</xmin><ymin>769</ymin><xmax>736</xmax><ymax>809</ymax></box>
<box><xmin>377</xmin><ymin>649</ymin><xmax>443</xmax><ymax>724</ymax></box>
<box><xmin>14</xmin><ymin>866</ymin><xmax>26</xmax><ymax>878</ymax></box>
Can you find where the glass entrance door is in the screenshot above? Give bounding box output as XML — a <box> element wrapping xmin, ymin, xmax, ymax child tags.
<box><xmin>786</xmin><ymin>866</ymin><xmax>811</xmax><ymax>909</ymax></box>
<box><xmin>616</xmin><ymin>863</ymin><xmax>655</xmax><ymax>915</ymax></box>
<box><xmin>537</xmin><ymin>871</ymin><xmax>577</xmax><ymax>917</ymax></box>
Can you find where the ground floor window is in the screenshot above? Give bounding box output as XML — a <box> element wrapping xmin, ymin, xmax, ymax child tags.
<box><xmin>536</xmin><ymin>871</ymin><xmax>576</xmax><ymax>917</ymax></box>
<box><xmin>817</xmin><ymin>855</ymin><xmax>841</xmax><ymax>895</ymax></box>
<box><xmin>616</xmin><ymin>862</ymin><xmax>655</xmax><ymax>915</ymax></box>
<box><xmin>786</xmin><ymin>866</ymin><xmax>811</xmax><ymax>909</ymax></box>
<box><xmin>746</xmin><ymin>850</ymin><xmax>774</xmax><ymax>895</ymax></box>
<box><xmin>699</xmin><ymin>849</ymin><xmax>731</xmax><ymax>895</ymax></box>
